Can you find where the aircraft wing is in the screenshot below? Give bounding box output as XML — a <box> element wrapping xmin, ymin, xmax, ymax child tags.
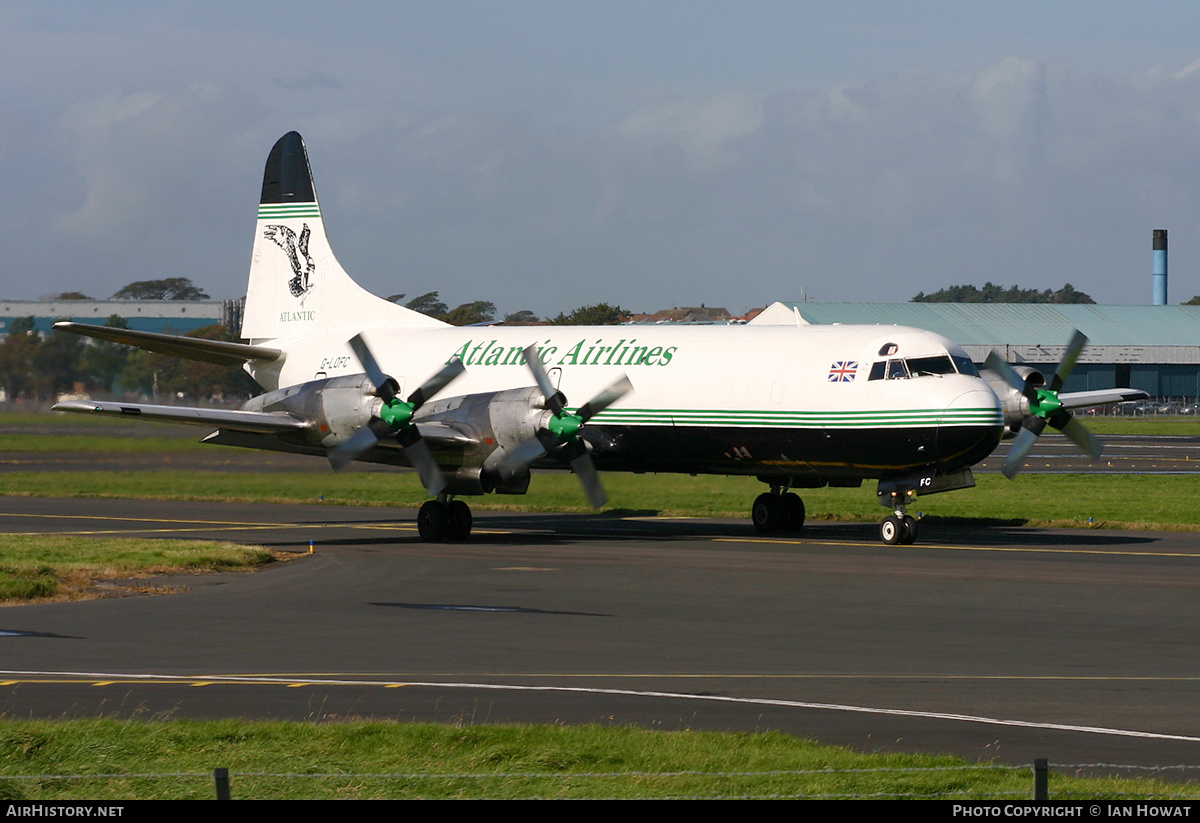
<box><xmin>53</xmin><ymin>399</ymin><xmax>479</xmax><ymax>447</ymax></box>
<box><xmin>52</xmin><ymin>400</ymin><xmax>309</xmax><ymax>434</ymax></box>
<box><xmin>53</xmin><ymin>321</ymin><xmax>282</xmax><ymax>366</ymax></box>
<box><xmin>1058</xmin><ymin>388</ymin><xmax>1149</xmax><ymax>409</ymax></box>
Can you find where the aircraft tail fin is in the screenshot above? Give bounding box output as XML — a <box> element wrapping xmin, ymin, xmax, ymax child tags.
<box><xmin>241</xmin><ymin>131</ymin><xmax>445</xmax><ymax>342</ymax></box>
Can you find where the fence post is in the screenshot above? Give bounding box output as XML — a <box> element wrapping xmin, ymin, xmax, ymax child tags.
<box><xmin>1033</xmin><ymin>758</ymin><xmax>1048</xmax><ymax>800</ymax></box>
<box><xmin>214</xmin><ymin>767</ymin><xmax>231</xmax><ymax>800</ymax></box>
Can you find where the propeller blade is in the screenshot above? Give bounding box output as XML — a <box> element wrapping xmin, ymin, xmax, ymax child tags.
<box><xmin>1001</xmin><ymin>422</ymin><xmax>1042</xmax><ymax>480</ymax></box>
<box><xmin>402</xmin><ymin>435</ymin><xmax>447</xmax><ymax>495</ymax></box>
<box><xmin>506</xmin><ymin>348</ymin><xmax>631</xmax><ymax>506</ymax></box>
<box><xmin>334</xmin><ymin>336</ymin><xmax>465</xmax><ymax>488</ymax></box>
<box><xmin>984</xmin><ymin>350</ymin><xmax>1031</xmax><ymax>395</ymax></box>
<box><xmin>576</xmin><ymin>375</ymin><xmax>633</xmax><ymax>423</ymax></box>
<box><xmin>521</xmin><ymin>344</ymin><xmax>564</xmax><ymax>414</ymax></box>
<box><xmin>1049</xmin><ymin>330</ymin><xmax>1087</xmax><ymax>393</ymax></box>
<box><xmin>407</xmin><ymin>358</ymin><xmax>465</xmax><ymax>411</ymax></box>
<box><xmin>992</xmin><ymin>330</ymin><xmax>1103</xmax><ymax>477</ymax></box>
<box><xmin>330</xmin><ymin>418</ymin><xmax>393</xmax><ymax>470</ymax></box>
<box><xmin>569</xmin><ymin>452</ymin><xmax>607</xmax><ymax>509</ymax></box>
<box><xmin>348</xmin><ymin>333</ymin><xmax>396</xmax><ymax>402</ymax></box>
<box><xmin>497</xmin><ymin>436</ymin><xmax>550</xmax><ymax>479</ymax></box>
<box><xmin>1052</xmin><ymin>412</ymin><xmax>1102</xmax><ymax>461</ymax></box>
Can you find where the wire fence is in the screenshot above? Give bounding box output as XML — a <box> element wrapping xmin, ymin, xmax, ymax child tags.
<box><xmin>4</xmin><ymin>760</ymin><xmax>1200</xmax><ymax>800</ymax></box>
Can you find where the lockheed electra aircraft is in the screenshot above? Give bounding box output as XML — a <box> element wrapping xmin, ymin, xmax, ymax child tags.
<box><xmin>52</xmin><ymin>132</ymin><xmax>1147</xmax><ymax>545</ymax></box>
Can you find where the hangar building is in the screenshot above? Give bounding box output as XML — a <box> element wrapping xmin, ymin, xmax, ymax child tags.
<box><xmin>0</xmin><ymin>299</ymin><xmax>240</xmax><ymax>340</ymax></box>
<box><xmin>756</xmin><ymin>302</ymin><xmax>1200</xmax><ymax>400</ymax></box>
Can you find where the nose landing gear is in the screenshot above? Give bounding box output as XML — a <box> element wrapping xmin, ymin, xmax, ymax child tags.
<box><xmin>880</xmin><ymin>511</ymin><xmax>918</xmax><ymax>545</ymax></box>
<box><xmin>879</xmin><ymin>489</ymin><xmax>918</xmax><ymax>545</ymax></box>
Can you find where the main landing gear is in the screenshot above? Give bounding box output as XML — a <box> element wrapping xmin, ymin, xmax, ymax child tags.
<box><xmin>417</xmin><ymin>495</ymin><xmax>473</xmax><ymax>542</ymax></box>
<box><xmin>751</xmin><ymin>488</ymin><xmax>806</xmax><ymax>534</ymax></box>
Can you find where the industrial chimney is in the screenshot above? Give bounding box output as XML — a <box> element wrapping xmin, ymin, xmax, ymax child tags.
<box><xmin>1153</xmin><ymin>229</ymin><xmax>1168</xmax><ymax>305</ymax></box>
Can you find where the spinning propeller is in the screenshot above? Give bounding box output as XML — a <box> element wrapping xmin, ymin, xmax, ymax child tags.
<box><xmin>499</xmin><ymin>344</ymin><xmax>632</xmax><ymax>508</ymax></box>
<box><xmin>329</xmin><ymin>333</ymin><xmax>465</xmax><ymax>494</ymax></box>
<box><xmin>984</xmin><ymin>329</ymin><xmax>1101</xmax><ymax>479</ymax></box>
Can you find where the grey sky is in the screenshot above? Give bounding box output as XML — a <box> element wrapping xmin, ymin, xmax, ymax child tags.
<box><xmin>5</xmin><ymin>2</ymin><xmax>1200</xmax><ymax>316</ymax></box>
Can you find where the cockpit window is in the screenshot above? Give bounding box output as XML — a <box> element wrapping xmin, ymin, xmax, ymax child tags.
<box><xmin>952</xmin><ymin>355</ymin><xmax>979</xmax><ymax>376</ymax></box>
<box><xmin>868</xmin><ymin>353</ymin><xmax>978</xmax><ymax>380</ymax></box>
<box><xmin>905</xmin><ymin>355</ymin><xmax>956</xmax><ymax>376</ymax></box>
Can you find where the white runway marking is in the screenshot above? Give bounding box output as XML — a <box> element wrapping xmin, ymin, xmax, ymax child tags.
<box><xmin>2</xmin><ymin>669</ymin><xmax>1197</xmax><ymax>744</ymax></box>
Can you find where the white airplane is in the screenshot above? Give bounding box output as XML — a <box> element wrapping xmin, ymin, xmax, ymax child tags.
<box><xmin>52</xmin><ymin>132</ymin><xmax>1147</xmax><ymax>545</ymax></box>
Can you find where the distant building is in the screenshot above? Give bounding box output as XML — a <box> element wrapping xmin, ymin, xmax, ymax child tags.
<box><xmin>0</xmin><ymin>299</ymin><xmax>243</xmax><ymax>340</ymax></box>
<box><xmin>629</xmin><ymin>305</ymin><xmax>735</xmax><ymax>324</ymax></box>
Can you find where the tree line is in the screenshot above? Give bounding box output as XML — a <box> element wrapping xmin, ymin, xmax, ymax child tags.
<box><xmin>0</xmin><ymin>315</ymin><xmax>257</xmax><ymax>404</ymax></box>
<box><xmin>1</xmin><ymin>280</ymin><xmax>632</xmax><ymax>403</ymax></box>
<box><xmin>910</xmin><ymin>283</ymin><xmax>1095</xmax><ymax>303</ymax></box>
<box><xmin>388</xmin><ymin>291</ymin><xmax>629</xmax><ymax>326</ymax></box>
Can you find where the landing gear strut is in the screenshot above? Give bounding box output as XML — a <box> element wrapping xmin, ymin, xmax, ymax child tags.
<box><xmin>879</xmin><ymin>490</ymin><xmax>917</xmax><ymax>545</ymax></box>
<box><xmin>417</xmin><ymin>495</ymin><xmax>473</xmax><ymax>542</ymax></box>
<box><xmin>751</xmin><ymin>487</ymin><xmax>805</xmax><ymax>534</ymax></box>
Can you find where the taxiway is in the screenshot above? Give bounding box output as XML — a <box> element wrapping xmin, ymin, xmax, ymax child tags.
<box><xmin>2</xmin><ymin>494</ymin><xmax>1200</xmax><ymax>775</ymax></box>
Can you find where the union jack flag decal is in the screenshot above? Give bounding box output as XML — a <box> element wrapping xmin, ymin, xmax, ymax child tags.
<box><xmin>828</xmin><ymin>361</ymin><xmax>858</xmax><ymax>382</ymax></box>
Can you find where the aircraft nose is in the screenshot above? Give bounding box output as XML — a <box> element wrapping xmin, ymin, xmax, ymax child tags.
<box><xmin>936</xmin><ymin>387</ymin><xmax>1004</xmax><ymax>468</ymax></box>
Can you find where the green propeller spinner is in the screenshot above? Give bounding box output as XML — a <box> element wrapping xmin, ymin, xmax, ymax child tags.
<box><xmin>328</xmin><ymin>333</ymin><xmax>465</xmax><ymax>492</ymax></box>
<box><xmin>984</xmin><ymin>329</ymin><xmax>1100</xmax><ymax>479</ymax></box>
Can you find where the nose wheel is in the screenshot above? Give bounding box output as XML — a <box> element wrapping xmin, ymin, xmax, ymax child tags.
<box><xmin>880</xmin><ymin>513</ymin><xmax>917</xmax><ymax>545</ymax></box>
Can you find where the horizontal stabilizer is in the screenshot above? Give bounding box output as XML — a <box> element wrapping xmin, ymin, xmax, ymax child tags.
<box><xmin>52</xmin><ymin>400</ymin><xmax>308</xmax><ymax>433</ymax></box>
<box><xmin>1058</xmin><ymin>388</ymin><xmax>1150</xmax><ymax>409</ymax></box>
<box><xmin>53</xmin><ymin>322</ymin><xmax>282</xmax><ymax>366</ymax></box>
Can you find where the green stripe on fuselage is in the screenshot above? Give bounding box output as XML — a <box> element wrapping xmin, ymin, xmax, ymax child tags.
<box><xmin>583</xmin><ymin>407</ymin><xmax>1002</xmax><ymax>428</ymax></box>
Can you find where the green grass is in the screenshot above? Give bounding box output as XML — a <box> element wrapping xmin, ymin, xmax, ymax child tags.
<box><xmin>0</xmin><ymin>433</ymin><xmax>210</xmax><ymax>451</ymax></box>
<box><xmin>1082</xmin><ymin>417</ymin><xmax>1200</xmax><ymax>435</ymax></box>
<box><xmin>0</xmin><ymin>535</ymin><xmax>274</xmax><ymax>603</ymax></box>
<box><xmin>0</xmin><ymin>719</ymin><xmax>1189</xmax><ymax>800</ymax></box>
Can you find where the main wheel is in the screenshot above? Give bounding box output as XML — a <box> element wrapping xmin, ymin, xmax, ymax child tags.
<box><xmin>445</xmin><ymin>499</ymin><xmax>473</xmax><ymax>541</ymax></box>
<box><xmin>779</xmin><ymin>492</ymin><xmax>805</xmax><ymax>532</ymax></box>
<box><xmin>417</xmin><ymin>500</ymin><xmax>447</xmax><ymax>542</ymax></box>
<box><xmin>752</xmin><ymin>493</ymin><xmax>781</xmax><ymax>533</ymax></box>
<box><xmin>880</xmin><ymin>515</ymin><xmax>902</xmax><ymax>545</ymax></box>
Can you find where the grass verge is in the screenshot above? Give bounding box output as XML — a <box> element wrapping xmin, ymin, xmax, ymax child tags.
<box><xmin>0</xmin><ymin>719</ymin><xmax>1191</xmax><ymax>800</ymax></box>
<box><xmin>0</xmin><ymin>535</ymin><xmax>275</xmax><ymax>603</ymax></box>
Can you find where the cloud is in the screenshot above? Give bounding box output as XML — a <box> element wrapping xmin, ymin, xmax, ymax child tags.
<box><xmin>612</xmin><ymin>90</ymin><xmax>765</xmax><ymax>171</ymax></box>
<box><xmin>271</xmin><ymin>72</ymin><xmax>344</xmax><ymax>92</ymax></box>
<box><xmin>9</xmin><ymin>9</ymin><xmax>1200</xmax><ymax>314</ymax></box>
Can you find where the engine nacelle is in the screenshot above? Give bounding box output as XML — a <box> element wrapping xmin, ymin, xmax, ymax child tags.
<box><xmin>238</xmin><ymin>376</ymin><xmax>586</xmax><ymax>494</ymax></box>
<box><xmin>417</xmin><ymin>385</ymin><xmax>557</xmax><ymax>491</ymax></box>
<box><xmin>242</xmin><ymin>373</ymin><xmax>384</xmax><ymax>448</ymax></box>
<box><xmin>980</xmin><ymin>365</ymin><xmax>1045</xmax><ymax>436</ymax></box>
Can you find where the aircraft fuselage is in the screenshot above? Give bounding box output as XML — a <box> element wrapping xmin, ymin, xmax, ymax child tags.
<box><xmin>248</xmin><ymin>321</ymin><xmax>1003</xmax><ymax>484</ymax></box>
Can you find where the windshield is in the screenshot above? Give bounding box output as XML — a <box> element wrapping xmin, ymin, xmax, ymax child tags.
<box><xmin>906</xmin><ymin>355</ymin><xmax>956</xmax><ymax>376</ymax></box>
<box><xmin>868</xmin><ymin>353</ymin><xmax>979</xmax><ymax>380</ymax></box>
